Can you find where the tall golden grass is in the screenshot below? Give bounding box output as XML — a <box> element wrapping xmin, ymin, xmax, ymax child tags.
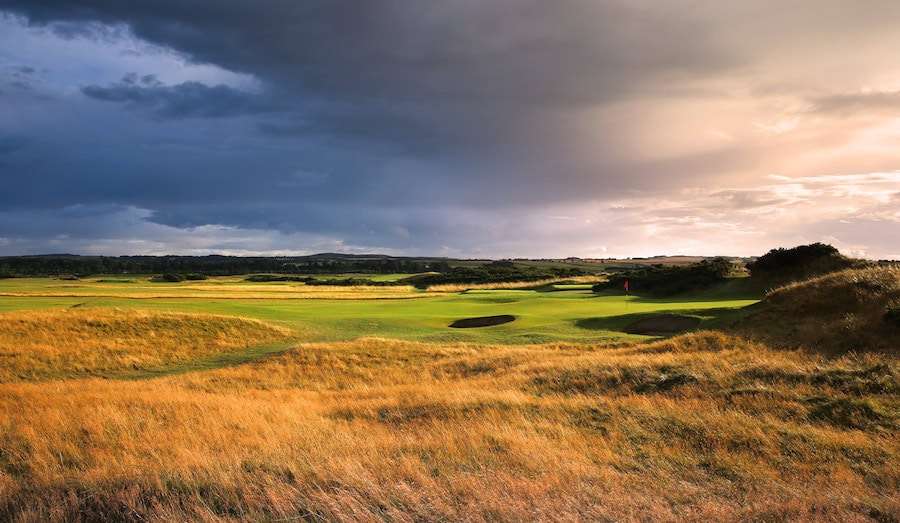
<box><xmin>735</xmin><ymin>265</ymin><xmax>900</xmax><ymax>353</ymax></box>
<box><xmin>1</xmin><ymin>329</ymin><xmax>897</xmax><ymax>521</ymax></box>
<box><xmin>0</xmin><ymin>308</ymin><xmax>296</xmax><ymax>381</ymax></box>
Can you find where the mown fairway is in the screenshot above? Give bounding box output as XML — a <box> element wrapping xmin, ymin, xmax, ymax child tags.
<box><xmin>0</xmin><ymin>277</ymin><xmax>757</xmax><ymax>345</ymax></box>
<box><xmin>0</xmin><ymin>273</ymin><xmax>897</xmax><ymax>522</ymax></box>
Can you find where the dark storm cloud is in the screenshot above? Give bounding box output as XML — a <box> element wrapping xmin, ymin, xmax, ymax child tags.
<box><xmin>0</xmin><ymin>1</ymin><xmax>743</xmax><ymax>220</ymax></box>
<box><xmin>81</xmin><ymin>73</ymin><xmax>279</xmax><ymax>119</ymax></box>
<box><xmin>8</xmin><ymin>1</ymin><xmax>726</xmax><ymax>99</ymax></box>
<box><xmin>0</xmin><ymin>1</ymin><xmax>733</xmax><ymax>171</ymax></box>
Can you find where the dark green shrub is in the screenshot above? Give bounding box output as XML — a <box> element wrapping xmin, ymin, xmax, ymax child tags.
<box><xmin>747</xmin><ymin>243</ymin><xmax>856</xmax><ymax>280</ymax></box>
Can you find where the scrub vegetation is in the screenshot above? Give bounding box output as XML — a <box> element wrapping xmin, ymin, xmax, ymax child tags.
<box><xmin>0</xmin><ymin>254</ymin><xmax>897</xmax><ymax>521</ymax></box>
<box><xmin>746</xmin><ymin>242</ymin><xmax>862</xmax><ymax>282</ymax></box>
<box><xmin>594</xmin><ymin>257</ymin><xmax>736</xmax><ymax>296</ymax></box>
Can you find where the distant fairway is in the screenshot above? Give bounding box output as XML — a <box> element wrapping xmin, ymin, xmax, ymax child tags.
<box><xmin>0</xmin><ymin>276</ymin><xmax>759</xmax><ymax>345</ymax></box>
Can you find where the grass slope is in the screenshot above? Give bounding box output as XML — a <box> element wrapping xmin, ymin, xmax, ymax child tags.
<box><xmin>734</xmin><ymin>266</ymin><xmax>900</xmax><ymax>354</ymax></box>
<box><xmin>0</xmin><ymin>308</ymin><xmax>298</xmax><ymax>381</ymax></box>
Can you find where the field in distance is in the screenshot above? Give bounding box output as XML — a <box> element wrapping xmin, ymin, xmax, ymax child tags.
<box><xmin>0</xmin><ymin>275</ymin><xmax>758</xmax><ymax>345</ymax></box>
<box><xmin>0</xmin><ymin>267</ymin><xmax>897</xmax><ymax>521</ymax></box>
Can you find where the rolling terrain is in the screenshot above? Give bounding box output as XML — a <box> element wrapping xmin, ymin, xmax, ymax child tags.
<box><xmin>0</xmin><ymin>267</ymin><xmax>896</xmax><ymax>521</ymax></box>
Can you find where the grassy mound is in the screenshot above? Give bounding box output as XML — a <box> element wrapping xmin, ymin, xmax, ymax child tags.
<box><xmin>733</xmin><ymin>266</ymin><xmax>900</xmax><ymax>353</ymax></box>
<box><xmin>0</xmin><ymin>308</ymin><xmax>297</xmax><ymax>381</ymax></box>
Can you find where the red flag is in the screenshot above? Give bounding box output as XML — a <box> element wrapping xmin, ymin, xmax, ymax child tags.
<box><xmin>624</xmin><ymin>280</ymin><xmax>629</xmax><ymax>291</ymax></box>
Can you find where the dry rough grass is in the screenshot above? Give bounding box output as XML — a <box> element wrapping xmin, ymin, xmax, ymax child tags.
<box><xmin>0</xmin><ymin>330</ymin><xmax>897</xmax><ymax>521</ymax></box>
<box><xmin>735</xmin><ymin>266</ymin><xmax>900</xmax><ymax>354</ymax></box>
<box><xmin>0</xmin><ymin>308</ymin><xmax>296</xmax><ymax>381</ymax></box>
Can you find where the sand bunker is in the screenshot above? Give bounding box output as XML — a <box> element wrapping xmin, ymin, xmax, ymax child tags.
<box><xmin>624</xmin><ymin>314</ymin><xmax>701</xmax><ymax>335</ymax></box>
<box><xmin>449</xmin><ymin>315</ymin><xmax>516</xmax><ymax>328</ymax></box>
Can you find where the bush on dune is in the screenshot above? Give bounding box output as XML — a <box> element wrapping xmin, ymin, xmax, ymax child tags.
<box><xmin>747</xmin><ymin>243</ymin><xmax>860</xmax><ymax>282</ymax></box>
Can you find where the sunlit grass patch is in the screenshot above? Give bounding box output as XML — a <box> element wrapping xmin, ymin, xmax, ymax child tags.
<box><xmin>0</xmin><ymin>332</ymin><xmax>897</xmax><ymax>521</ymax></box>
<box><xmin>0</xmin><ymin>276</ymin><xmax>433</xmax><ymax>301</ymax></box>
<box><xmin>0</xmin><ymin>308</ymin><xmax>298</xmax><ymax>381</ymax></box>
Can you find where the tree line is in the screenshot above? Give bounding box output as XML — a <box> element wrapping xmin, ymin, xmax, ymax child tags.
<box><xmin>0</xmin><ymin>255</ymin><xmax>451</xmax><ymax>278</ymax></box>
<box><xmin>593</xmin><ymin>257</ymin><xmax>735</xmax><ymax>296</ymax></box>
<box><xmin>592</xmin><ymin>243</ymin><xmax>868</xmax><ymax>297</ymax></box>
<box><xmin>402</xmin><ymin>262</ymin><xmax>591</xmax><ymax>289</ymax></box>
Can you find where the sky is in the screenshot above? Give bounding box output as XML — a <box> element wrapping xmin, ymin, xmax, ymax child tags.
<box><xmin>1</xmin><ymin>1</ymin><xmax>899</xmax><ymax>260</ymax></box>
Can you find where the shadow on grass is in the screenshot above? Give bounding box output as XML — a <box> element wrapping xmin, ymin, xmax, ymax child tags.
<box><xmin>589</xmin><ymin>278</ymin><xmax>766</xmax><ymax>302</ymax></box>
<box><xmin>533</xmin><ymin>283</ymin><xmax>596</xmax><ymax>293</ymax></box>
<box><xmin>575</xmin><ymin>307</ymin><xmax>752</xmax><ymax>334</ymax></box>
<box><xmin>110</xmin><ymin>340</ymin><xmax>301</xmax><ymax>381</ymax></box>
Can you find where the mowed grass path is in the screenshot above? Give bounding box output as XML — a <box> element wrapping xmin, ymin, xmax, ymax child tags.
<box><xmin>0</xmin><ymin>277</ymin><xmax>759</xmax><ymax>345</ymax></box>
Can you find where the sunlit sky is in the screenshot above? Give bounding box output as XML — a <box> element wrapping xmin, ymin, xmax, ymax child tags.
<box><xmin>1</xmin><ymin>1</ymin><xmax>899</xmax><ymax>259</ymax></box>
